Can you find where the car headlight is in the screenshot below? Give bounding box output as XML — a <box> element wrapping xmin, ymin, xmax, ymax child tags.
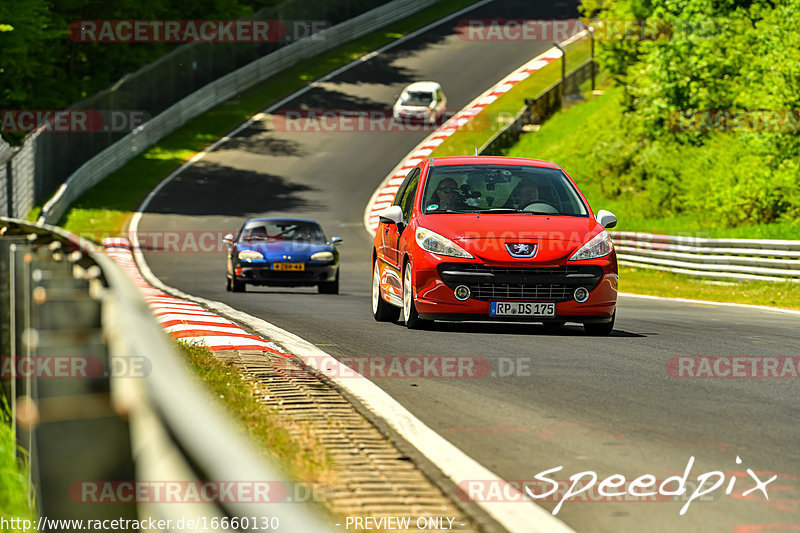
<box><xmin>238</xmin><ymin>250</ymin><xmax>264</xmax><ymax>261</ymax></box>
<box><xmin>569</xmin><ymin>230</ymin><xmax>613</xmax><ymax>261</ymax></box>
<box><xmin>310</xmin><ymin>251</ymin><xmax>334</xmax><ymax>262</ymax></box>
<box><xmin>415</xmin><ymin>227</ymin><xmax>473</xmax><ymax>258</ymax></box>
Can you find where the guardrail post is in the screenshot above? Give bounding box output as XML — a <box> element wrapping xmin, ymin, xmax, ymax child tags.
<box><xmin>553</xmin><ymin>41</ymin><xmax>566</xmax><ymax>98</ymax></box>
<box><xmin>588</xmin><ymin>27</ymin><xmax>596</xmax><ymax>92</ymax></box>
<box><xmin>1</xmin><ymin>224</ymin><xmax>138</xmax><ymax>526</ymax></box>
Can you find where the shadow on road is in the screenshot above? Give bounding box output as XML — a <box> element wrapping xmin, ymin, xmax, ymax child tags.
<box><xmin>145</xmin><ymin>162</ymin><xmax>322</xmax><ymax>217</ymax></box>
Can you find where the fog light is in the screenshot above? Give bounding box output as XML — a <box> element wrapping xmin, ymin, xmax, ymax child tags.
<box><xmin>454</xmin><ymin>285</ymin><xmax>471</xmax><ymax>301</ymax></box>
<box><xmin>574</xmin><ymin>287</ymin><xmax>589</xmax><ymax>303</ymax></box>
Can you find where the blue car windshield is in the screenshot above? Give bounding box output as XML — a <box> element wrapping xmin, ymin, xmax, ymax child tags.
<box><xmin>240</xmin><ymin>221</ymin><xmax>326</xmax><ymax>243</ymax></box>
<box><xmin>422</xmin><ymin>165</ymin><xmax>589</xmax><ymax>216</ymax></box>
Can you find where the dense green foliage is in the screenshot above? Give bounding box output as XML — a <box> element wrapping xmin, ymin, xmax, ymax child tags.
<box><xmin>0</xmin><ymin>0</ymin><xmax>278</xmax><ymax>141</ymax></box>
<box><xmin>569</xmin><ymin>0</ymin><xmax>800</xmax><ymax>230</ymax></box>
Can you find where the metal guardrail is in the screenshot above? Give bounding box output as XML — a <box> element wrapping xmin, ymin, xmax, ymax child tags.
<box><xmin>0</xmin><ymin>218</ymin><xmax>333</xmax><ymax>530</ymax></box>
<box><xmin>479</xmin><ymin>58</ymin><xmax>596</xmax><ymax>155</ymax></box>
<box><xmin>37</xmin><ymin>0</ymin><xmax>439</xmax><ymax>225</ymax></box>
<box><xmin>470</xmin><ymin>56</ymin><xmax>800</xmax><ymax>284</ymax></box>
<box><xmin>610</xmin><ymin>231</ymin><xmax>800</xmax><ymax>282</ymax></box>
<box><xmin>1</xmin><ymin>0</ymin><xmax>409</xmax><ymax>220</ymax></box>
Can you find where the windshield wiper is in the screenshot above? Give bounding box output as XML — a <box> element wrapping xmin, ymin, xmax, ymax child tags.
<box><xmin>471</xmin><ymin>208</ymin><xmax>520</xmax><ymax>213</ymax></box>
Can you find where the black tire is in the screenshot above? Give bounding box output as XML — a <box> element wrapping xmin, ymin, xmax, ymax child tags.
<box><xmin>225</xmin><ymin>277</ymin><xmax>232</xmax><ymax>292</ymax></box>
<box><xmin>372</xmin><ymin>260</ymin><xmax>400</xmax><ymax>322</ymax></box>
<box><xmin>584</xmin><ymin>312</ymin><xmax>615</xmax><ymax>336</ymax></box>
<box><xmin>318</xmin><ymin>270</ymin><xmax>340</xmax><ymax>294</ymax></box>
<box><xmin>231</xmin><ymin>277</ymin><xmax>246</xmax><ymax>293</ymax></box>
<box><xmin>402</xmin><ymin>262</ymin><xmax>431</xmax><ymax>330</ymax></box>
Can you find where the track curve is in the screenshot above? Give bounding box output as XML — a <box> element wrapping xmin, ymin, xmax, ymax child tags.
<box><xmin>136</xmin><ymin>1</ymin><xmax>800</xmax><ymax>531</ymax></box>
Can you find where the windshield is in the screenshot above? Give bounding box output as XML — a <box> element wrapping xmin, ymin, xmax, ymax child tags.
<box><xmin>422</xmin><ymin>164</ymin><xmax>589</xmax><ymax>216</ymax></box>
<box><xmin>400</xmin><ymin>91</ymin><xmax>433</xmax><ymax>107</ymax></box>
<box><xmin>239</xmin><ymin>220</ymin><xmax>326</xmax><ymax>243</ymax></box>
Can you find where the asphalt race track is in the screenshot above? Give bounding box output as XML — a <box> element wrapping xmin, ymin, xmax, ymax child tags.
<box><xmin>137</xmin><ymin>1</ymin><xmax>800</xmax><ymax>531</ymax></box>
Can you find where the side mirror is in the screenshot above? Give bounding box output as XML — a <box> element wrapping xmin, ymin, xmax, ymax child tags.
<box><xmin>596</xmin><ymin>210</ymin><xmax>617</xmax><ymax>229</ymax></box>
<box><xmin>331</xmin><ymin>236</ymin><xmax>343</xmax><ymax>245</ymax></box>
<box><xmin>223</xmin><ymin>233</ymin><xmax>234</xmax><ymax>245</ymax></box>
<box><xmin>378</xmin><ymin>205</ymin><xmax>404</xmax><ymax>226</ymax></box>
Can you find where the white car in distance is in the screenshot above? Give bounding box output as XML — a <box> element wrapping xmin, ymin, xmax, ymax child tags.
<box><xmin>392</xmin><ymin>81</ymin><xmax>447</xmax><ymax>125</ymax></box>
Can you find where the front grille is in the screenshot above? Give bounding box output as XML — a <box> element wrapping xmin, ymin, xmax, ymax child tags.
<box><xmin>437</xmin><ymin>264</ymin><xmax>603</xmax><ymax>302</ymax></box>
<box><xmin>470</xmin><ymin>283</ymin><xmax>574</xmax><ymax>301</ymax></box>
<box><xmin>243</xmin><ymin>268</ymin><xmax>316</xmax><ymax>281</ymax></box>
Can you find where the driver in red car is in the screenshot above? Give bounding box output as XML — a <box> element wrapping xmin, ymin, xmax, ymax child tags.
<box><xmin>429</xmin><ymin>178</ymin><xmax>469</xmax><ymax>211</ymax></box>
<box><xmin>505</xmin><ymin>180</ymin><xmax>539</xmax><ymax>210</ymax></box>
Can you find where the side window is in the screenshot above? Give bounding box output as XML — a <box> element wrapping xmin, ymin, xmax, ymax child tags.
<box><xmin>393</xmin><ymin>167</ymin><xmax>418</xmax><ymax>207</ymax></box>
<box><xmin>399</xmin><ymin>168</ymin><xmax>420</xmax><ymax>221</ymax></box>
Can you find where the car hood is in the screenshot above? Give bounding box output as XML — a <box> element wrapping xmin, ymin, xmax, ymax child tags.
<box><xmin>238</xmin><ymin>241</ymin><xmax>330</xmax><ymax>260</ymax></box>
<box><xmin>395</xmin><ymin>103</ymin><xmax>430</xmax><ymax>110</ymax></box>
<box><xmin>417</xmin><ymin>214</ymin><xmax>603</xmax><ymax>264</ymax></box>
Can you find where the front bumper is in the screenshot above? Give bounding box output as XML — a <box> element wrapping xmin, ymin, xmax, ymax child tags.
<box><xmin>411</xmin><ymin>254</ymin><xmax>618</xmax><ymax>322</ymax></box>
<box><xmin>234</xmin><ymin>262</ymin><xmax>337</xmax><ymax>286</ymax></box>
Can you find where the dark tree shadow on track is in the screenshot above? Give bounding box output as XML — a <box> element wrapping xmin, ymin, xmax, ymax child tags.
<box><xmin>294</xmin><ymin>86</ymin><xmax>389</xmax><ymax>111</ymax></box>
<box><xmin>222</xmin><ymin>135</ymin><xmax>305</xmax><ymax>156</ymax></box>
<box><xmin>145</xmin><ymin>162</ymin><xmax>322</xmax><ymax>217</ymax></box>
<box><xmin>332</xmin><ymin>54</ymin><xmax>419</xmax><ymax>86</ymax></box>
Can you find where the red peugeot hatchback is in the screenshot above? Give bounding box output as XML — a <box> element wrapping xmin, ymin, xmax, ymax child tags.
<box><xmin>371</xmin><ymin>156</ymin><xmax>618</xmax><ymax>334</ymax></box>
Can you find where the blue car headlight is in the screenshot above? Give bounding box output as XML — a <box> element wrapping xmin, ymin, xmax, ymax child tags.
<box><xmin>310</xmin><ymin>251</ymin><xmax>334</xmax><ymax>262</ymax></box>
<box><xmin>238</xmin><ymin>250</ymin><xmax>264</xmax><ymax>262</ymax></box>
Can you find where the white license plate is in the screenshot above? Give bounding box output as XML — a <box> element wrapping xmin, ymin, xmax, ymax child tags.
<box><xmin>490</xmin><ymin>302</ymin><xmax>555</xmax><ymax>317</ymax></box>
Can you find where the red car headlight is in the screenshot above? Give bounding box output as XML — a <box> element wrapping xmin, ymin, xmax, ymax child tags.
<box><xmin>415</xmin><ymin>227</ymin><xmax>473</xmax><ymax>259</ymax></box>
<box><xmin>569</xmin><ymin>230</ymin><xmax>614</xmax><ymax>261</ymax></box>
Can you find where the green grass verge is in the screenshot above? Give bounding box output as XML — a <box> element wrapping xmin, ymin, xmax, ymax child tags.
<box><xmin>430</xmin><ymin>37</ymin><xmax>592</xmax><ymax>157</ymax></box>
<box><xmin>56</xmin><ymin>0</ymin><xmax>481</xmax><ymax>238</ymax></box>
<box><xmin>503</xmin><ymin>86</ymin><xmax>800</xmax><ymax>240</ymax></box>
<box><xmin>619</xmin><ymin>266</ymin><xmax>800</xmax><ymax>310</ymax></box>
<box><xmin>0</xmin><ymin>406</ymin><xmax>35</xmax><ymax>522</ymax></box>
<box><xmin>502</xmin><ymin>85</ymin><xmax>799</xmax><ymax>306</ymax></box>
<box><xmin>176</xmin><ymin>341</ymin><xmax>333</xmax><ymax>483</ymax></box>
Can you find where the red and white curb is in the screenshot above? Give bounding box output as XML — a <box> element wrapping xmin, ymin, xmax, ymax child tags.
<box><xmin>103</xmin><ymin>237</ymin><xmax>289</xmax><ymax>355</ymax></box>
<box><xmin>363</xmin><ymin>30</ymin><xmax>587</xmax><ymax>235</ymax></box>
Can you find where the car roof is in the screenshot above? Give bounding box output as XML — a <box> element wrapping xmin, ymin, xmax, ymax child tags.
<box><xmin>244</xmin><ymin>217</ymin><xmax>321</xmax><ymax>225</ymax></box>
<box><xmin>403</xmin><ymin>81</ymin><xmax>441</xmax><ymax>92</ymax></box>
<box><xmin>429</xmin><ymin>156</ymin><xmax>560</xmax><ymax>169</ymax></box>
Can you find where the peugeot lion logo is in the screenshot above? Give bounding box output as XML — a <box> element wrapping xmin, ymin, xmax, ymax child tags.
<box><xmin>505</xmin><ymin>243</ymin><xmax>537</xmax><ymax>258</ymax></box>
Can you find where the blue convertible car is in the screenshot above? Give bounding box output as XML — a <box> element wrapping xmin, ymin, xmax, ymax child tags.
<box><xmin>224</xmin><ymin>218</ymin><xmax>341</xmax><ymax>294</ymax></box>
